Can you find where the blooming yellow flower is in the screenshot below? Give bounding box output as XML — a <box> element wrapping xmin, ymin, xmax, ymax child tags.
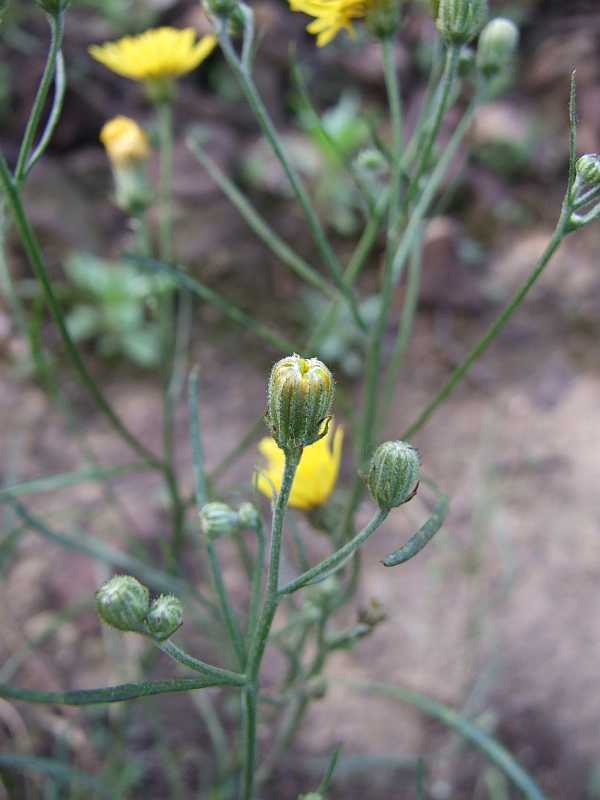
<box><xmin>256</xmin><ymin>424</ymin><xmax>343</xmax><ymax>511</ymax></box>
<box><xmin>290</xmin><ymin>0</ymin><xmax>372</xmax><ymax>47</ymax></box>
<box><xmin>100</xmin><ymin>116</ymin><xmax>150</xmax><ymax>167</ymax></box>
<box><xmin>89</xmin><ymin>27</ymin><xmax>218</xmax><ymax>82</ymax></box>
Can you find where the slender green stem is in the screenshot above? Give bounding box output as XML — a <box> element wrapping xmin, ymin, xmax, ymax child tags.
<box><xmin>14</xmin><ymin>12</ymin><xmax>64</xmax><ymax>185</ymax></box>
<box><xmin>382</xmin><ymin>37</ymin><xmax>404</xmax><ymax>241</ymax></box>
<box><xmin>25</xmin><ymin>51</ymin><xmax>67</xmax><ymax>178</ymax></box>
<box><xmin>241</xmin><ymin>447</ymin><xmax>302</xmax><ymax>799</ymax></box>
<box><xmin>156</xmin><ymin>639</ymin><xmax>246</xmax><ymax>686</ymax></box>
<box><xmin>247</xmin><ymin>519</ymin><xmax>266</xmax><ymax>645</ymax></box>
<box><xmin>0</xmin><ymin>157</ymin><xmax>162</xmax><ymax>469</ymax></box>
<box><xmin>216</xmin><ymin>24</ymin><xmax>365</xmax><ymax>332</ymax></box>
<box><xmin>207</xmin><ymin>542</ymin><xmax>247</xmax><ymax>669</ymax></box>
<box><xmin>279</xmin><ymin>509</ymin><xmax>388</xmax><ymax>596</ymax></box>
<box><xmin>401</xmin><ymin>220</ymin><xmax>569</xmax><ymax>440</ymax></box>
<box><xmin>381</xmin><ymin>226</ymin><xmax>423</xmax><ymax>424</ymax></box>
<box><xmin>188</xmin><ymin>134</ymin><xmax>337</xmax><ymax>299</ymax></box>
<box><xmin>157</xmin><ymin>101</ymin><xmax>174</xmax><ymax>263</ymax></box>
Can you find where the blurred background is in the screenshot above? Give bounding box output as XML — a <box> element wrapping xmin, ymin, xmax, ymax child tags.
<box><xmin>1</xmin><ymin>0</ymin><xmax>599</xmax><ymax>797</ymax></box>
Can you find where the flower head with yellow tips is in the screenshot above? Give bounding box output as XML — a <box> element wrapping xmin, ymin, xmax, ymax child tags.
<box><xmin>100</xmin><ymin>116</ymin><xmax>150</xmax><ymax>167</ymax></box>
<box><xmin>256</xmin><ymin>424</ymin><xmax>343</xmax><ymax>511</ymax></box>
<box><xmin>89</xmin><ymin>27</ymin><xmax>218</xmax><ymax>83</ymax></box>
<box><xmin>290</xmin><ymin>0</ymin><xmax>397</xmax><ymax>46</ymax></box>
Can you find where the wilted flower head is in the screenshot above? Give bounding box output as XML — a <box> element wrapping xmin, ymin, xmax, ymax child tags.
<box><xmin>100</xmin><ymin>116</ymin><xmax>150</xmax><ymax>167</ymax></box>
<box><xmin>257</xmin><ymin>423</ymin><xmax>343</xmax><ymax>510</ymax></box>
<box><xmin>89</xmin><ymin>27</ymin><xmax>217</xmax><ymax>82</ymax></box>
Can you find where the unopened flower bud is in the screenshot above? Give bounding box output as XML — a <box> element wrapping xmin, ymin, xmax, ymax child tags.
<box><xmin>358</xmin><ymin>597</ymin><xmax>387</xmax><ymax>628</ymax></box>
<box><xmin>304</xmin><ymin>576</ymin><xmax>340</xmax><ymax>614</ymax></box>
<box><xmin>267</xmin><ymin>355</ymin><xmax>334</xmax><ymax>451</ymax></box>
<box><xmin>366</xmin><ymin>0</ymin><xmax>402</xmax><ymax>40</ymax></box>
<box><xmin>437</xmin><ymin>0</ymin><xmax>488</xmax><ymax>45</ymax></box>
<box><xmin>476</xmin><ymin>17</ymin><xmax>519</xmax><ymax>78</ymax></box>
<box><xmin>146</xmin><ymin>595</ymin><xmax>183</xmax><ymax>640</ymax></box>
<box><xmin>576</xmin><ymin>154</ymin><xmax>600</xmax><ymax>186</ymax></box>
<box><xmin>367</xmin><ymin>440</ymin><xmax>420</xmax><ymax>510</ymax></box>
<box><xmin>100</xmin><ymin>117</ymin><xmax>152</xmax><ymax>214</ymax></box>
<box><xmin>96</xmin><ymin>575</ymin><xmax>149</xmax><ymax>633</ymax></box>
<box><xmin>354</xmin><ymin>147</ymin><xmax>388</xmax><ymax>178</ymax></box>
<box><xmin>237</xmin><ymin>501</ymin><xmax>260</xmax><ymax>529</ymax></box>
<box><xmin>199</xmin><ymin>501</ymin><xmax>239</xmax><ymax>541</ymax></box>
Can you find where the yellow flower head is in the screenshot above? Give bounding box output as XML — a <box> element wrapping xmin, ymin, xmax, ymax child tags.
<box><xmin>100</xmin><ymin>116</ymin><xmax>150</xmax><ymax>167</ymax></box>
<box><xmin>290</xmin><ymin>0</ymin><xmax>371</xmax><ymax>46</ymax></box>
<box><xmin>89</xmin><ymin>27</ymin><xmax>218</xmax><ymax>82</ymax></box>
<box><xmin>256</xmin><ymin>424</ymin><xmax>343</xmax><ymax>511</ymax></box>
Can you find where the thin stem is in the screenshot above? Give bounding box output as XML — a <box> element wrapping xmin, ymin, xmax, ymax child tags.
<box><xmin>155</xmin><ymin>639</ymin><xmax>246</xmax><ymax>686</ymax></box>
<box><xmin>157</xmin><ymin>101</ymin><xmax>174</xmax><ymax>263</ymax></box>
<box><xmin>216</xmin><ymin>24</ymin><xmax>365</xmax><ymax>332</ymax></box>
<box><xmin>15</xmin><ymin>12</ymin><xmax>64</xmax><ymax>185</ymax></box>
<box><xmin>241</xmin><ymin>447</ymin><xmax>302</xmax><ymax>799</ymax></box>
<box><xmin>401</xmin><ymin>220</ymin><xmax>569</xmax><ymax>440</ymax></box>
<box><xmin>382</xmin><ymin>37</ymin><xmax>404</xmax><ymax>241</ymax></box>
<box><xmin>207</xmin><ymin>542</ymin><xmax>247</xmax><ymax>669</ymax></box>
<box><xmin>25</xmin><ymin>51</ymin><xmax>67</xmax><ymax>177</ymax></box>
<box><xmin>0</xmin><ymin>156</ymin><xmax>162</xmax><ymax>469</ymax></box>
<box><xmin>247</xmin><ymin>519</ymin><xmax>266</xmax><ymax>645</ymax></box>
<box><xmin>187</xmin><ymin>134</ymin><xmax>337</xmax><ymax>298</ymax></box>
<box><xmin>279</xmin><ymin>509</ymin><xmax>388</xmax><ymax>596</ymax></box>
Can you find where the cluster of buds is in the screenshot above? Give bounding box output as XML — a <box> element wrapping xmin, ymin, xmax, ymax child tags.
<box><xmin>367</xmin><ymin>440</ymin><xmax>420</xmax><ymax>510</ymax></box>
<box><xmin>436</xmin><ymin>0</ymin><xmax>488</xmax><ymax>45</ymax></box>
<box><xmin>266</xmin><ymin>354</ymin><xmax>334</xmax><ymax>452</ymax></box>
<box><xmin>100</xmin><ymin>116</ymin><xmax>153</xmax><ymax>215</ymax></box>
<box><xmin>96</xmin><ymin>575</ymin><xmax>183</xmax><ymax>640</ymax></box>
<box><xmin>199</xmin><ymin>500</ymin><xmax>262</xmax><ymax>542</ymax></box>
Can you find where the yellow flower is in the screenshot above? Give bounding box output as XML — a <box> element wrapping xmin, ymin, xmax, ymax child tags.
<box><xmin>89</xmin><ymin>27</ymin><xmax>218</xmax><ymax>82</ymax></box>
<box><xmin>100</xmin><ymin>116</ymin><xmax>150</xmax><ymax>167</ymax></box>
<box><xmin>290</xmin><ymin>0</ymin><xmax>371</xmax><ymax>46</ymax></box>
<box><xmin>256</xmin><ymin>424</ymin><xmax>343</xmax><ymax>511</ymax></box>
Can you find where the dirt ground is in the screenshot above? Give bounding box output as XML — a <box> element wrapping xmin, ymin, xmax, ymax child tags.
<box><xmin>1</xmin><ymin>1</ymin><xmax>600</xmax><ymax>798</ymax></box>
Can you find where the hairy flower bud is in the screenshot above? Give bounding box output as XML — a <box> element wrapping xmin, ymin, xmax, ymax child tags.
<box><xmin>96</xmin><ymin>575</ymin><xmax>149</xmax><ymax>633</ymax></box>
<box><xmin>476</xmin><ymin>17</ymin><xmax>519</xmax><ymax>77</ymax></box>
<box><xmin>267</xmin><ymin>355</ymin><xmax>334</xmax><ymax>451</ymax></box>
<box><xmin>146</xmin><ymin>595</ymin><xmax>183</xmax><ymax>640</ymax></box>
<box><xmin>237</xmin><ymin>501</ymin><xmax>260</xmax><ymax>529</ymax></box>
<box><xmin>199</xmin><ymin>501</ymin><xmax>239</xmax><ymax>541</ymax></box>
<box><xmin>35</xmin><ymin>0</ymin><xmax>70</xmax><ymax>14</ymax></box>
<box><xmin>576</xmin><ymin>154</ymin><xmax>600</xmax><ymax>186</ymax></box>
<box><xmin>354</xmin><ymin>147</ymin><xmax>388</xmax><ymax>178</ymax></box>
<box><xmin>367</xmin><ymin>441</ymin><xmax>420</xmax><ymax>510</ymax></box>
<box><xmin>365</xmin><ymin>0</ymin><xmax>402</xmax><ymax>40</ymax></box>
<box><xmin>437</xmin><ymin>0</ymin><xmax>488</xmax><ymax>45</ymax></box>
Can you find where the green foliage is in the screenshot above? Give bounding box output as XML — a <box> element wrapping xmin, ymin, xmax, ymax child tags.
<box><xmin>64</xmin><ymin>253</ymin><xmax>172</xmax><ymax>368</ymax></box>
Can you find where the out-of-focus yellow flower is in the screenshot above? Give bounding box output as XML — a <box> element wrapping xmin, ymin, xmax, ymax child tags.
<box><xmin>256</xmin><ymin>424</ymin><xmax>343</xmax><ymax>510</ymax></box>
<box><xmin>89</xmin><ymin>27</ymin><xmax>218</xmax><ymax>82</ymax></box>
<box><xmin>290</xmin><ymin>0</ymin><xmax>371</xmax><ymax>46</ymax></box>
<box><xmin>100</xmin><ymin>116</ymin><xmax>150</xmax><ymax>167</ymax></box>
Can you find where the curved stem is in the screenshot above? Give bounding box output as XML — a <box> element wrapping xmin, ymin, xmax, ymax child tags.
<box><xmin>401</xmin><ymin>221</ymin><xmax>568</xmax><ymax>440</ymax></box>
<box><xmin>156</xmin><ymin>639</ymin><xmax>246</xmax><ymax>686</ymax></box>
<box><xmin>24</xmin><ymin>51</ymin><xmax>67</xmax><ymax>178</ymax></box>
<box><xmin>0</xmin><ymin>156</ymin><xmax>162</xmax><ymax>469</ymax></box>
<box><xmin>15</xmin><ymin>12</ymin><xmax>64</xmax><ymax>185</ymax></box>
<box><xmin>216</xmin><ymin>25</ymin><xmax>365</xmax><ymax>332</ymax></box>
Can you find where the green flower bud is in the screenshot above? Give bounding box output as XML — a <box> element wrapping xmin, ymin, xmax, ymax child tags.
<box><xmin>199</xmin><ymin>501</ymin><xmax>239</xmax><ymax>541</ymax></box>
<box><xmin>267</xmin><ymin>354</ymin><xmax>334</xmax><ymax>451</ymax></box>
<box><xmin>365</xmin><ymin>0</ymin><xmax>403</xmax><ymax>40</ymax></box>
<box><xmin>367</xmin><ymin>440</ymin><xmax>420</xmax><ymax>510</ymax></box>
<box><xmin>237</xmin><ymin>501</ymin><xmax>260</xmax><ymax>529</ymax></box>
<box><xmin>96</xmin><ymin>575</ymin><xmax>149</xmax><ymax>633</ymax></box>
<box><xmin>354</xmin><ymin>147</ymin><xmax>388</xmax><ymax>178</ymax></box>
<box><xmin>437</xmin><ymin>0</ymin><xmax>488</xmax><ymax>45</ymax></box>
<box><xmin>476</xmin><ymin>17</ymin><xmax>519</xmax><ymax>78</ymax></box>
<box><xmin>146</xmin><ymin>595</ymin><xmax>183</xmax><ymax>640</ymax></box>
<box><xmin>304</xmin><ymin>576</ymin><xmax>340</xmax><ymax>615</ymax></box>
<box><xmin>576</xmin><ymin>154</ymin><xmax>600</xmax><ymax>186</ymax></box>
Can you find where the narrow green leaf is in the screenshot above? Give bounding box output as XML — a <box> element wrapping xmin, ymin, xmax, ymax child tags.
<box><xmin>382</xmin><ymin>493</ymin><xmax>449</xmax><ymax>567</ymax></box>
<box><xmin>346</xmin><ymin>680</ymin><xmax>547</xmax><ymax>800</ymax></box>
<box><xmin>0</xmin><ymin>463</ymin><xmax>149</xmax><ymax>501</ymax></box>
<box><xmin>0</xmin><ymin>754</ymin><xmax>114</xmax><ymax>800</ymax></box>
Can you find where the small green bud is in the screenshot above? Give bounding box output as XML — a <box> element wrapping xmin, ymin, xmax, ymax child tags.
<box><xmin>237</xmin><ymin>501</ymin><xmax>260</xmax><ymax>529</ymax></box>
<box><xmin>576</xmin><ymin>154</ymin><xmax>600</xmax><ymax>186</ymax></box>
<box><xmin>267</xmin><ymin>354</ymin><xmax>334</xmax><ymax>451</ymax></box>
<box><xmin>458</xmin><ymin>45</ymin><xmax>476</xmax><ymax>77</ymax></box>
<box><xmin>367</xmin><ymin>441</ymin><xmax>420</xmax><ymax>510</ymax></box>
<box><xmin>199</xmin><ymin>501</ymin><xmax>239</xmax><ymax>541</ymax></box>
<box><xmin>354</xmin><ymin>147</ymin><xmax>388</xmax><ymax>178</ymax></box>
<box><xmin>437</xmin><ymin>0</ymin><xmax>488</xmax><ymax>45</ymax></box>
<box><xmin>476</xmin><ymin>17</ymin><xmax>519</xmax><ymax>78</ymax></box>
<box><xmin>146</xmin><ymin>595</ymin><xmax>183</xmax><ymax>640</ymax></box>
<box><xmin>304</xmin><ymin>576</ymin><xmax>340</xmax><ymax>614</ymax></box>
<box><xmin>365</xmin><ymin>0</ymin><xmax>402</xmax><ymax>40</ymax></box>
<box><xmin>205</xmin><ymin>0</ymin><xmax>238</xmax><ymax>15</ymax></box>
<box><xmin>96</xmin><ymin>575</ymin><xmax>149</xmax><ymax>633</ymax></box>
